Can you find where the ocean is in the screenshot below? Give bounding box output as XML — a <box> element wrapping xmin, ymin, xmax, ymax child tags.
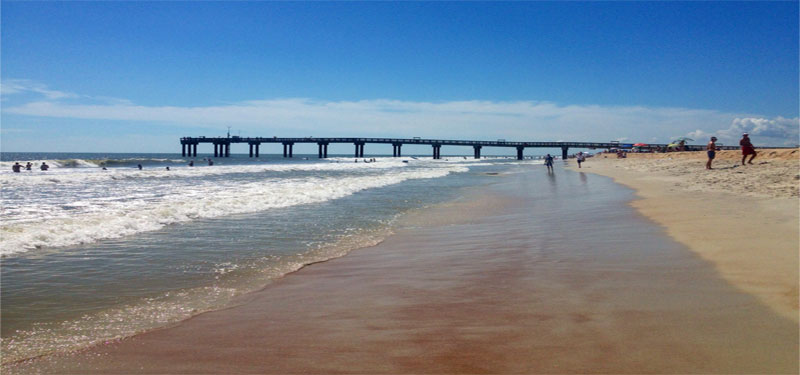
<box><xmin>0</xmin><ymin>152</ymin><xmax>542</xmax><ymax>363</ymax></box>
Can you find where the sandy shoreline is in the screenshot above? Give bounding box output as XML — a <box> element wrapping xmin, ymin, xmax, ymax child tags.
<box><xmin>5</xmin><ymin>161</ymin><xmax>798</xmax><ymax>373</ymax></box>
<box><xmin>570</xmin><ymin>149</ymin><xmax>799</xmax><ymax>322</ymax></box>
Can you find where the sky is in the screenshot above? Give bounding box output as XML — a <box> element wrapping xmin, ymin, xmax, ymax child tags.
<box><xmin>1</xmin><ymin>1</ymin><xmax>798</xmax><ymax>154</ymax></box>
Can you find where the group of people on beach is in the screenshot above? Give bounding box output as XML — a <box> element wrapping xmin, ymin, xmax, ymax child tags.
<box><xmin>706</xmin><ymin>133</ymin><xmax>757</xmax><ymax>170</ymax></box>
<box><xmin>11</xmin><ymin>162</ymin><xmax>49</xmax><ymax>172</ymax></box>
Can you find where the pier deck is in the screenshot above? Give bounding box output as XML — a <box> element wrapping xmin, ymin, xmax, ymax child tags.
<box><xmin>180</xmin><ymin>136</ymin><xmax>744</xmax><ymax>159</ymax></box>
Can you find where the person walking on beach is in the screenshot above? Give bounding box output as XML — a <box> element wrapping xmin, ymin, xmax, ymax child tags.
<box><xmin>544</xmin><ymin>154</ymin><xmax>554</xmax><ymax>172</ymax></box>
<box><xmin>576</xmin><ymin>152</ymin><xmax>585</xmax><ymax>168</ymax></box>
<box><xmin>706</xmin><ymin>136</ymin><xmax>718</xmax><ymax>169</ymax></box>
<box><xmin>740</xmin><ymin>133</ymin><xmax>757</xmax><ymax>165</ymax></box>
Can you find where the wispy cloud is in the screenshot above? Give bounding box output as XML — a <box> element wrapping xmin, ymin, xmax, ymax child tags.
<box><xmin>1</xmin><ymin>79</ymin><xmax>80</xmax><ymax>100</ymax></box>
<box><xmin>3</xmin><ymin>79</ymin><xmax>798</xmax><ymax>146</ymax></box>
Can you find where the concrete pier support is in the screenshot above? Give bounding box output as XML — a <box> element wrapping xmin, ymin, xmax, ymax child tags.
<box><xmin>249</xmin><ymin>143</ymin><xmax>254</xmax><ymax>157</ymax></box>
<box><xmin>192</xmin><ymin>143</ymin><xmax>198</xmax><ymax>157</ymax></box>
<box><xmin>473</xmin><ymin>145</ymin><xmax>482</xmax><ymax>159</ymax></box>
<box><xmin>317</xmin><ymin>142</ymin><xmax>329</xmax><ymax>158</ymax></box>
<box><xmin>255</xmin><ymin>143</ymin><xmax>260</xmax><ymax>157</ymax></box>
<box><xmin>283</xmin><ymin>142</ymin><xmax>294</xmax><ymax>158</ymax></box>
<box><xmin>182</xmin><ymin>143</ymin><xmax>186</xmax><ymax>157</ymax></box>
<box><xmin>354</xmin><ymin>143</ymin><xmax>364</xmax><ymax>157</ymax></box>
<box><xmin>225</xmin><ymin>143</ymin><xmax>230</xmax><ymax>157</ymax></box>
<box><xmin>214</xmin><ymin>143</ymin><xmax>219</xmax><ymax>157</ymax></box>
<box><xmin>432</xmin><ymin>145</ymin><xmax>441</xmax><ymax>159</ymax></box>
<box><xmin>392</xmin><ymin>143</ymin><xmax>403</xmax><ymax>157</ymax></box>
<box><xmin>516</xmin><ymin>146</ymin><xmax>524</xmax><ymax>160</ymax></box>
<box><xmin>561</xmin><ymin>146</ymin><xmax>569</xmax><ymax>160</ymax></box>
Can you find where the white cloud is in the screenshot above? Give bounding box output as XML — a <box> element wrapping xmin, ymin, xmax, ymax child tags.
<box><xmin>3</xmin><ymin>80</ymin><xmax>797</xmax><ymax>147</ymax></box>
<box><xmin>684</xmin><ymin>117</ymin><xmax>799</xmax><ymax>146</ymax></box>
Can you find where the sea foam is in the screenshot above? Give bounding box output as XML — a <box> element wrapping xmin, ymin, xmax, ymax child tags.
<box><xmin>0</xmin><ymin>163</ymin><xmax>467</xmax><ymax>256</ymax></box>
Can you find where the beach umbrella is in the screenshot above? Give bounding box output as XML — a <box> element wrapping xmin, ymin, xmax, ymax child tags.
<box><xmin>633</xmin><ymin>143</ymin><xmax>648</xmax><ymax>147</ymax></box>
<box><xmin>667</xmin><ymin>143</ymin><xmax>679</xmax><ymax>148</ymax></box>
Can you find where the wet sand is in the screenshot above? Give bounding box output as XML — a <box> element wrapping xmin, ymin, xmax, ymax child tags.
<box><xmin>573</xmin><ymin>150</ymin><xmax>799</xmax><ymax>322</ymax></box>
<box><xmin>7</xmin><ymin>166</ymin><xmax>798</xmax><ymax>373</ymax></box>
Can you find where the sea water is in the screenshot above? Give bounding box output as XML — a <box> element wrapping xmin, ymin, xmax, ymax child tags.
<box><xmin>0</xmin><ymin>152</ymin><xmax>540</xmax><ymax>363</ymax></box>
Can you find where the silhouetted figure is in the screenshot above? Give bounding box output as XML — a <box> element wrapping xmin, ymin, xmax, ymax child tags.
<box><xmin>12</xmin><ymin>162</ymin><xmax>21</xmax><ymax>173</ymax></box>
<box><xmin>544</xmin><ymin>154</ymin><xmax>554</xmax><ymax>172</ymax></box>
<box><xmin>25</xmin><ymin>162</ymin><xmax>32</xmax><ymax>171</ymax></box>
<box><xmin>40</xmin><ymin>162</ymin><xmax>49</xmax><ymax>171</ymax></box>
<box><xmin>188</xmin><ymin>161</ymin><xmax>194</xmax><ymax>167</ymax></box>
<box><xmin>137</xmin><ymin>164</ymin><xmax>142</xmax><ymax>170</ymax></box>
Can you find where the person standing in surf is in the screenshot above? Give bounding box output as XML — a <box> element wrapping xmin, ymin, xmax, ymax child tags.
<box><xmin>544</xmin><ymin>154</ymin><xmax>554</xmax><ymax>172</ymax></box>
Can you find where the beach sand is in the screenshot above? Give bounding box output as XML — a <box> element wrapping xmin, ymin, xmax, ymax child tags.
<box><xmin>572</xmin><ymin>149</ymin><xmax>799</xmax><ymax>322</ymax></box>
<box><xmin>6</xmin><ymin>161</ymin><xmax>798</xmax><ymax>373</ymax></box>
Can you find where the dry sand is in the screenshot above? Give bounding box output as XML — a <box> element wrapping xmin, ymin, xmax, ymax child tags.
<box><xmin>572</xmin><ymin>149</ymin><xmax>799</xmax><ymax>321</ymax></box>
<box><xmin>7</xmin><ymin>162</ymin><xmax>798</xmax><ymax>374</ymax></box>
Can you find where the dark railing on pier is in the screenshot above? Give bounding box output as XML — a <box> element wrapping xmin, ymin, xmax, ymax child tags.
<box><xmin>179</xmin><ymin>136</ymin><xmax>745</xmax><ymax>160</ymax></box>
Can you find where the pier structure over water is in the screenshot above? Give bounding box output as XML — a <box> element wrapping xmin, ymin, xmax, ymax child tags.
<box><xmin>180</xmin><ymin>136</ymin><xmax>742</xmax><ymax>160</ymax></box>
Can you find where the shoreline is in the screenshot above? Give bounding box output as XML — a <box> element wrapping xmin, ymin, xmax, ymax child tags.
<box><xmin>568</xmin><ymin>149</ymin><xmax>799</xmax><ymax>321</ymax></box>
<box><xmin>5</xmin><ymin>163</ymin><xmax>798</xmax><ymax>373</ymax></box>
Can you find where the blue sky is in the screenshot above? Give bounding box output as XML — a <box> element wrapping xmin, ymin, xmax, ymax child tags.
<box><xmin>2</xmin><ymin>1</ymin><xmax>798</xmax><ymax>153</ymax></box>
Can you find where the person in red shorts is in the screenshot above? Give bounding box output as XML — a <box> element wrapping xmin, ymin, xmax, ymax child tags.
<box><xmin>740</xmin><ymin>133</ymin><xmax>757</xmax><ymax>165</ymax></box>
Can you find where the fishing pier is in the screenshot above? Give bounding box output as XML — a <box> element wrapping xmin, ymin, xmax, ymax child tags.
<box><xmin>180</xmin><ymin>137</ymin><xmax>740</xmax><ymax>159</ymax></box>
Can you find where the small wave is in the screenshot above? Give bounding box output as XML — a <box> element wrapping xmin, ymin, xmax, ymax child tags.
<box><xmin>0</xmin><ymin>166</ymin><xmax>466</xmax><ymax>256</ymax></box>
